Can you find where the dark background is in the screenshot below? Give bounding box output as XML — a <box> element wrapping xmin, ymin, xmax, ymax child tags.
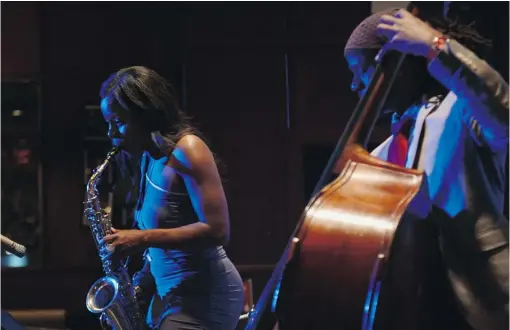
<box><xmin>1</xmin><ymin>1</ymin><xmax>508</xmax><ymax>329</ymax></box>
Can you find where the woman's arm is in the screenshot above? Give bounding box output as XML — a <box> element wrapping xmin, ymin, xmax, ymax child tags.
<box><xmin>142</xmin><ymin>135</ymin><xmax>230</xmax><ymax>248</ymax></box>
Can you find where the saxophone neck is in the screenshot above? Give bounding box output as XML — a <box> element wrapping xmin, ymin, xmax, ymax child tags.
<box><xmin>86</xmin><ymin>147</ymin><xmax>121</xmax><ymax>198</ymax></box>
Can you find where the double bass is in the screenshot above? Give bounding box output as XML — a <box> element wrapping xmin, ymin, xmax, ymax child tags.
<box><xmin>245</xmin><ymin>6</ymin><xmax>431</xmax><ymax>330</ymax></box>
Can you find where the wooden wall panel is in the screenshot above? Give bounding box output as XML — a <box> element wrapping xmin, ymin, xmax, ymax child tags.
<box><xmin>289</xmin><ymin>48</ymin><xmax>391</xmax><ymax>145</ymax></box>
<box><xmin>185</xmin><ymin>48</ymin><xmax>290</xmax><ymax>265</ymax></box>
<box><xmin>182</xmin><ymin>2</ymin><xmax>288</xmax><ymax>46</ymax></box>
<box><xmin>1</xmin><ymin>2</ymin><xmax>41</xmax><ymax>79</ymax></box>
<box><xmin>285</xmin><ymin>2</ymin><xmax>391</xmax><ymax>145</ymax></box>
<box><xmin>289</xmin><ymin>47</ymin><xmax>358</xmax><ymax>135</ymax></box>
<box><xmin>286</xmin><ymin>1</ymin><xmax>371</xmax><ymax>45</ymax></box>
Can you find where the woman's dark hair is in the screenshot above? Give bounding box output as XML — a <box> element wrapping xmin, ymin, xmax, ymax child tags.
<box><xmin>101</xmin><ymin>66</ymin><xmax>228</xmax><ymax>185</ymax></box>
<box><xmin>100</xmin><ymin>67</ymin><xmax>228</xmax><ymax>210</ymax></box>
<box><xmin>100</xmin><ymin>66</ymin><xmax>198</xmax><ymax>155</ymax></box>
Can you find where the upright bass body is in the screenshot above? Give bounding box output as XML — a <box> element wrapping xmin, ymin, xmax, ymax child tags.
<box><xmin>245</xmin><ymin>43</ymin><xmax>432</xmax><ymax>329</ymax></box>
<box><xmin>274</xmin><ymin>145</ymin><xmax>429</xmax><ymax>330</ymax></box>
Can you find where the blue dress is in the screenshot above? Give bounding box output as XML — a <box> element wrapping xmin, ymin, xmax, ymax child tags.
<box><xmin>133</xmin><ymin>155</ymin><xmax>244</xmax><ymax>330</ymax></box>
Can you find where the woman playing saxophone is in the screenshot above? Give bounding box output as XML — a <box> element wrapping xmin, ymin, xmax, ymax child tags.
<box><xmin>98</xmin><ymin>66</ymin><xmax>244</xmax><ymax>330</ymax></box>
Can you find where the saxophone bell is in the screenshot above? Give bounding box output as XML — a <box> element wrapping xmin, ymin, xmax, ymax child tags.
<box><xmin>86</xmin><ymin>276</ymin><xmax>120</xmax><ymax>314</ymax></box>
<box><xmin>86</xmin><ymin>276</ymin><xmax>136</xmax><ymax>330</ymax></box>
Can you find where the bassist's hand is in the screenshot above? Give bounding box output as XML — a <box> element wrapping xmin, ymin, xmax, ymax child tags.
<box><xmin>376</xmin><ymin>9</ymin><xmax>442</xmax><ymax>60</ymax></box>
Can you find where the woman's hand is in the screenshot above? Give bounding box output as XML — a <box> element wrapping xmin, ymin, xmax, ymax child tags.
<box><xmin>100</xmin><ymin>228</ymin><xmax>147</xmax><ymax>254</ymax></box>
<box><xmin>376</xmin><ymin>9</ymin><xmax>442</xmax><ymax>60</ymax></box>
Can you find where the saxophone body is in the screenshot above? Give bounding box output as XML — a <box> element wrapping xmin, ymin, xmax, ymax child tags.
<box><xmin>84</xmin><ymin>147</ymin><xmax>147</xmax><ymax>330</ymax></box>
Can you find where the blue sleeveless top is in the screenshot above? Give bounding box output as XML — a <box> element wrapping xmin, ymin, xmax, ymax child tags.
<box><xmin>133</xmin><ymin>153</ymin><xmax>245</xmax><ymax>329</ymax></box>
<box><xmin>134</xmin><ymin>155</ymin><xmax>223</xmax><ymax>299</ymax></box>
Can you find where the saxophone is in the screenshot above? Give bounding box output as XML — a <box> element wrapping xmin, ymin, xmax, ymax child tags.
<box><xmin>84</xmin><ymin>147</ymin><xmax>147</xmax><ymax>330</ymax></box>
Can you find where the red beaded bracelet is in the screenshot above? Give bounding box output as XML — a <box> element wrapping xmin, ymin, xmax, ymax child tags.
<box><xmin>427</xmin><ymin>35</ymin><xmax>449</xmax><ymax>61</ymax></box>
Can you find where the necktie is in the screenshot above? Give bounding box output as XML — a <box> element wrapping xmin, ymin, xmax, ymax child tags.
<box><xmin>387</xmin><ymin>97</ymin><xmax>442</xmax><ymax>167</ymax></box>
<box><xmin>388</xmin><ymin>118</ymin><xmax>413</xmax><ymax>167</ymax></box>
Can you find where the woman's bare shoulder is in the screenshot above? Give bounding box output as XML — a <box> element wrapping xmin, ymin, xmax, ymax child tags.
<box><xmin>169</xmin><ymin>135</ymin><xmax>214</xmax><ymax>173</ymax></box>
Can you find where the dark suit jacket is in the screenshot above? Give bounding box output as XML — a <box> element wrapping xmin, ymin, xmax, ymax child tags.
<box><xmin>371</xmin><ymin>39</ymin><xmax>509</xmax><ymax>330</ymax></box>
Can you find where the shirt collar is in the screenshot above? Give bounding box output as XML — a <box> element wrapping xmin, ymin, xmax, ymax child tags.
<box><xmin>390</xmin><ymin>96</ymin><xmax>443</xmax><ymax>135</ymax></box>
